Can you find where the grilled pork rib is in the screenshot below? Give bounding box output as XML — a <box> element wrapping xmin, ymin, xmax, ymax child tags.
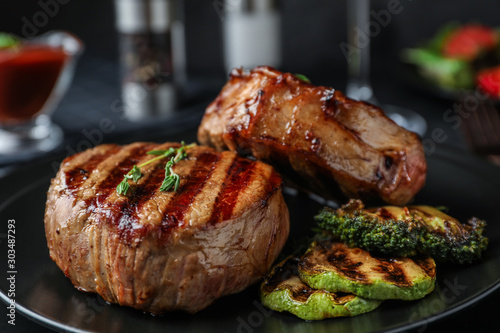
<box><xmin>44</xmin><ymin>142</ymin><xmax>289</xmax><ymax>314</ymax></box>
<box><xmin>198</xmin><ymin>67</ymin><xmax>427</xmax><ymax>205</ymax></box>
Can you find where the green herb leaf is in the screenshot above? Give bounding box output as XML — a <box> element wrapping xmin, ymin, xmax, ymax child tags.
<box><xmin>295</xmin><ymin>73</ymin><xmax>311</xmax><ymax>83</ymax></box>
<box><xmin>0</xmin><ymin>33</ymin><xmax>20</xmax><ymax>50</ymax></box>
<box><xmin>130</xmin><ymin>165</ymin><xmax>142</xmax><ymax>182</ymax></box>
<box><xmin>160</xmin><ymin>158</ymin><xmax>182</xmax><ymax>192</ymax></box>
<box><xmin>116</xmin><ymin>142</ymin><xmax>195</xmax><ymax>196</ymax></box>
<box><xmin>174</xmin><ymin>174</ymin><xmax>181</xmax><ymax>191</ymax></box>
<box><xmin>160</xmin><ymin>173</ymin><xmax>181</xmax><ymax>192</ymax></box>
<box><xmin>123</xmin><ymin>165</ymin><xmax>142</xmax><ymax>183</ymax></box>
<box><xmin>116</xmin><ymin>179</ymin><xmax>130</xmax><ymax>195</ymax></box>
<box><xmin>147</xmin><ymin>148</ymin><xmax>175</xmax><ymax>156</ymax></box>
<box><xmin>160</xmin><ymin>177</ymin><xmax>175</xmax><ymax>191</ymax></box>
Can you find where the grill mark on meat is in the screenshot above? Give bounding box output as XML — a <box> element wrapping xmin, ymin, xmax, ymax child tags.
<box><xmin>125</xmin><ymin>161</ymin><xmax>168</xmax><ymax>211</ymax></box>
<box><xmin>103</xmin><ymin>159</ymin><xmax>169</xmax><ymax>242</ymax></box>
<box><xmin>45</xmin><ymin>141</ymin><xmax>290</xmax><ymax>314</ymax></box>
<box><xmin>64</xmin><ymin>146</ymin><xmax>121</xmax><ymax>192</ymax></box>
<box><xmin>79</xmin><ymin>143</ymin><xmax>166</xmax><ymax>237</ymax></box>
<box><xmin>78</xmin><ymin>145</ymin><xmax>223</xmax><ymax>243</ymax></box>
<box><xmin>94</xmin><ymin>144</ymin><xmax>158</xmax><ymax>199</ymax></box>
<box><xmin>159</xmin><ymin>152</ymin><xmax>221</xmax><ymax>235</ymax></box>
<box><xmin>207</xmin><ymin>157</ymin><xmax>255</xmax><ymax>226</ymax></box>
<box><xmin>77</xmin><ymin>144</ymin><xmax>156</xmax><ymax>221</ymax></box>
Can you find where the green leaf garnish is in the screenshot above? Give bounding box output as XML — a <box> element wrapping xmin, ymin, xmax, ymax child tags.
<box><xmin>158</xmin><ymin>143</ymin><xmax>191</xmax><ymax>192</ymax></box>
<box><xmin>0</xmin><ymin>33</ymin><xmax>20</xmax><ymax>50</ymax></box>
<box><xmin>159</xmin><ymin>158</ymin><xmax>181</xmax><ymax>192</ymax></box>
<box><xmin>117</xmin><ymin>165</ymin><xmax>142</xmax><ymax>195</ymax></box>
<box><xmin>147</xmin><ymin>148</ymin><xmax>175</xmax><ymax>156</ymax></box>
<box><xmin>126</xmin><ymin>165</ymin><xmax>142</xmax><ymax>182</ymax></box>
<box><xmin>116</xmin><ymin>179</ymin><xmax>131</xmax><ymax>195</ymax></box>
<box><xmin>116</xmin><ymin>142</ymin><xmax>195</xmax><ymax>195</ymax></box>
<box><xmin>295</xmin><ymin>73</ymin><xmax>311</xmax><ymax>83</ymax></box>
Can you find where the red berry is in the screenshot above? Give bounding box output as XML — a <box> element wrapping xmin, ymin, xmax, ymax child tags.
<box><xmin>443</xmin><ymin>25</ymin><xmax>497</xmax><ymax>60</ymax></box>
<box><xmin>477</xmin><ymin>66</ymin><xmax>500</xmax><ymax>98</ymax></box>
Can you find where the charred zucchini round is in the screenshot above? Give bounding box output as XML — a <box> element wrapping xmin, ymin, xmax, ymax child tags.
<box><xmin>260</xmin><ymin>256</ymin><xmax>382</xmax><ymax>320</ymax></box>
<box><xmin>298</xmin><ymin>241</ymin><xmax>436</xmax><ymax>301</ymax></box>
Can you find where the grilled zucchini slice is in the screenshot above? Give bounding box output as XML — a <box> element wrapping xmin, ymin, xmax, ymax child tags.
<box><xmin>298</xmin><ymin>241</ymin><xmax>436</xmax><ymax>301</ymax></box>
<box><xmin>315</xmin><ymin>199</ymin><xmax>488</xmax><ymax>264</ymax></box>
<box><xmin>260</xmin><ymin>256</ymin><xmax>382</xmax><ymax>320</ymax></box>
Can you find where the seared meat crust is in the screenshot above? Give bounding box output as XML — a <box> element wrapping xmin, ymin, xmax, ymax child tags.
<box><xmin>44</xmin><ymin>142</ymin><xmax>289</xmax><ymax>314</ymax></box>
<box><xmin>198</xmin><ymin>67</ymin><xmax>427</xmax><ymax>205</ymax></box>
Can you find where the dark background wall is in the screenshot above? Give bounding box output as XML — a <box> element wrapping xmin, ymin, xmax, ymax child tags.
<box><xmin>1</xmin><ymin>0</ymin><xmax>499</xmax><ymax>88</ymax></box>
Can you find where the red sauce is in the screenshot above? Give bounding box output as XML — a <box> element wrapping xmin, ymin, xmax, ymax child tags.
<box><xmin>0</xmin><ymin>44</ymin><xmax>67</xmax><ymax>122</ymax></box>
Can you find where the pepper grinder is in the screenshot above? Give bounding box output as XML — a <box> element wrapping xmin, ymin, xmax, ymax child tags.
<box><xmin>222</xmin><ymin>0</ymin><xmax>281</xmax><ymax>73</ymax></box>
<box><xmin>115</xmin><ymin>0</ymin><xmax>183</xmax><ymax>121</ymax></box>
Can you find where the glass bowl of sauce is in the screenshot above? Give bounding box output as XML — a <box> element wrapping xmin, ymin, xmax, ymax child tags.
<box><xmin>0</xmin><ymin>31</ymin><xmax>83</xmax><ymax>156</ymax></box>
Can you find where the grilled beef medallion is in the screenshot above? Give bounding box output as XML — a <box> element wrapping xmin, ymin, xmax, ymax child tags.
<box><xmin>44</xmin><ymin>142</ymin><xmax>290</xmax><ymax>314</ymax></box>
<box><xmin>198</xmin><ymin>66</ymin><xmax>427</xmax><ymax>205</ymax></box>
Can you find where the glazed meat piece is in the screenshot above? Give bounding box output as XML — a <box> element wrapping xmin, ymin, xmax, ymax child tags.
<box><xmin>198</xmin><ymin>66</ymin><xmax>427</xmax><ymax>205</ymax></box>
<box><xmin>44</xmin><ymin>142</ymin><xmax>289</xmax><ymax>314</ymax></box>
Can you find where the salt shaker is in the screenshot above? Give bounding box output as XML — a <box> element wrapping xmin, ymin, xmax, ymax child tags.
<box><xmin>222</xmin><ymin>0</ymin><xmax>281</xmax><ymax>73</ymax></box>
<box><xmin>115</xmin><ymin>0</ymin><xmax>182</xmax><ymax>121</ymax></box>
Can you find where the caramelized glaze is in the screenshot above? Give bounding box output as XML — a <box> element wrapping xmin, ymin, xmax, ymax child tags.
<box><xmin>58</xmin><ymin>143</ymin><xmax>283</xmax><ymax>243</ymax></box>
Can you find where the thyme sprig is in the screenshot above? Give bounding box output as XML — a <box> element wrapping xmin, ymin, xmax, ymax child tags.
<box><xmin>157</xmin><ymin>143</ymin><xmax>191</xmax><ymax>192</ymax></box>
<box><xmin>294</xmin><ymin>73</ymin><xmax>311</xmax><ymax>83</ymax></box>
<box><xmin>159</xmin><ymin>158</ymin><xmax>180</xmax><ymax>191</ymax></box>
<box><xmin>116</xmin><ymin>142</ymin><xmax>195</xmax><ymax>195</ymax></box>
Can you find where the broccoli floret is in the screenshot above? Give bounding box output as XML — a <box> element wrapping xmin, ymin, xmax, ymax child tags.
<box><xmin>315</xmin><ymin>199</ymin><xmax>488</xmax><ymax>264</ymax></box>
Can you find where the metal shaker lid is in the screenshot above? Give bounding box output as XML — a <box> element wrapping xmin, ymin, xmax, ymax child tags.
<box><xmin>226</xmin><ymin>0</ymin><xmax>278</xmax><ymax>14</ymax></box>
<box><xmin>115</xmin><ymin>0</ymin><xmax>175</xmax><ymax>34</ymax></box>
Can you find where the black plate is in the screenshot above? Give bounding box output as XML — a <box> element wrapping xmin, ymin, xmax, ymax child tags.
<box><xmin>0</xmin><ymin>142</ymin><xmax>499</xmax><ymax>333</ymax></box>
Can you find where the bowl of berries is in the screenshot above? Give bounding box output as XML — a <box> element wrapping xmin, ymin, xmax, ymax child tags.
<box><xmin>402</xmin><ymin>22</ymin><xmax>500</xmax><ymax>101</ymax></box>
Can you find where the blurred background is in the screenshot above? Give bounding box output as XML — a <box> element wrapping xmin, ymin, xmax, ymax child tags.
<box><xmin>2</xmin><ymin>0</ymin><xmax>498</xmax><ymax>79</ymax></box>
<box><xmin>0</xmin><ymin>0</ymin><xmax>499</xmax><ymax>162</ymax></box>
<box><xmin>2</xmin><ymin>0</ymin><xmax>499</xmax><ymax>80</ymax></box>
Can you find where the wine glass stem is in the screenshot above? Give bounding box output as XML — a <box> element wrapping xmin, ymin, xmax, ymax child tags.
<box><xmin>346</xmin><ymin>0</ymin><xmax>375</xmax><ymax>103</ymax></box>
